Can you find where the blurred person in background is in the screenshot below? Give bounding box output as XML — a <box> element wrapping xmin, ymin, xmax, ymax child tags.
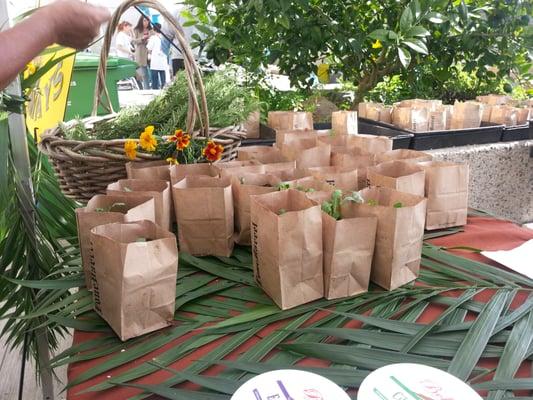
<box><xmin>132</xmin><ymin>15</ymin><xmax>151</xmax><ymax>89</ymax></box>
<box><xmin>115</xmin><ymin>21</ymin><xmax>134</xmax><ymax>60</ymax></box>
<box><xmin>147</xmin><ymin>23</ymin><xmax>166</xmax><ymax>90</ymax></box>
<box><xmin>0</xmin><ymin>0</ymin><xmax>110</xmax><ymax>90</ymax></box>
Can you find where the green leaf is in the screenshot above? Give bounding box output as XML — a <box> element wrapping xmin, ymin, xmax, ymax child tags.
<box><xmin>403</xmin><ymin>38</ymin><xmax>429</xmax><ymax>54</ymax></box>
<box><xmin>3</xmin><ymin>276</ymin><xmax>85</xmax><ymax>289</ymax></box>
<box><xmin>398</xmin><ymin>47</ymin><xmax>412</xmax><ymax>68</ymax></box>
<box><xmin>406</xmin><ymin>26</ymin><xmax>431</xmax><ymax>37</ymax></box>
<box><xmin>280</xmin><ymin>342</ymin><xmax>462</xmax><ymax>371</ymax></box>
<box><xmin>180</xmin><ymin>254</ymin><xmax>256</xmax><ymax>286</ymax></box>
<box><xmin>400</xmin><ymin>289</ymin><xmax>479</xmax><ymax>353</ymax></box>
<box><xmin>400</xmin><ymin>6</ymin><xmax>414</xmax><ymax>31</ymax></box>
<box><xmin>474</xmin><ymin>379</ymin><xmax>533</xmax><ymax>391</ymax></box>
<box><xmin>120</xmin><ymin>383</ymin><xmax>230</xmax><ymax>400</ymax></box>
<box><xmin>448</xmin><ymin>290</ymin><xmax>511</xmax><ymax>380</ymax></box>
<box><xmin>426</xmin><ymin>12</ymin><xmax>447</xmax><ymax>23</ymax></box>
<box><xmin>208</xmin><ymin>305</ymin><xmax>279</xmax><ymax>329</ymax></box>
<box><xmin>66</xmin><ymin>322</ymin><xmax>201</xmax><ymax>389</ymax></box>
<box><xmin>369</xmin><ymin>29</ymin><xmax>390</xmax><ymax>41</ymax></box>
<box><xmin>488</xmin><ymin>310</ymin><xmax>533</xmax><ymax>400</ymax></box>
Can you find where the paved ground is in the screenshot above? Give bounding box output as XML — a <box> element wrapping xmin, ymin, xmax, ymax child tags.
<box><xmin>0</xmin><ymin>319</ymin><xmax>70</xmax><ymax>400</ymax></box>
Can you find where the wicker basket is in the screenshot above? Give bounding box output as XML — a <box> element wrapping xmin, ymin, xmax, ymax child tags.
<box><xmin>39</xmin><ymin>0</ymin><xmax>244</xmax><ymax>202</ymax></box>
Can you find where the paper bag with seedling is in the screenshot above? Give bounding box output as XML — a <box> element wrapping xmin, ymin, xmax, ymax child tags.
<box><xmin>76</xmin><ymin>194</ymin><xmax>156</xmax><ymax>290</ymax></box>
<box><xmin>106</xmin><ymin>179</ymin><xmax>172</xmax><ymax>231</ymax></box>
<box><xmin>90</xmin><ymin>220</ymin><xmax>178</xmax><ymax>341</ymax></box>
<box><xmin>250</xmin><ymin>189</ymin><xmax>323</xmax><ymax>310</ymax></box>
<box><xmin>237</xmin><ymin>146</ymin><xmax>287</xmax><ymax>164</ymax></box>
<box><xmin>173</xmin><ymin>176</ymin><xmax>234</xmax><ymax>257</ymax></box>
<box><xmin>350</xmin><ymin>187</ymin><xmax>427</xmax><ymax>290</ymax></box>
<box><xmin>169</xmin><ymin>163</ymin><xmax>219</xmax><ymax>187</ymax></box>
<box><xmin>367</xmin><ymin>160</ymin><xmax>426</xmax><ymax>197</ymax></box>
<box><xmin>268</xmin><ymin>111</ymin><xmax>314</xmax><ymax>131</ymax></box>
<box><xmin>126</xmin><ymin>160</ymin><xmax>171</xmax><ymax>182</ymax></box>
<box><xmin>232</xmin><ymin>174</ymin><xmax>280</xmax><ymax>245</ymax></box>
<box><xmin>318</xmin><ymin>190</ymin><xmax>378</xmax><ymax>299</ymax></box>
<box><xmin>376</xmin><ymin>149</ymin><xmax>432</xmax><ymax>165</ymax></box>
<box><xmin>418</xmin><ymin>161</ymin><xmax>469</xmax><ymax>230</ymax></box>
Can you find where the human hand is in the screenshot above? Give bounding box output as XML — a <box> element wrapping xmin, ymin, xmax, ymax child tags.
<box><xmin>39</xmin><ymin>0</ymin><xmax>111</xmax><ymax>49</ymax></box>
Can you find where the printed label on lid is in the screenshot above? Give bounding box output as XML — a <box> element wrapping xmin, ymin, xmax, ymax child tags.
<box><xmin>358</xmin><ymin>363</ymin><xmax>483</xmax><ymax>400</ymax></box>
<box><xmin>231</xmin><ymin>370</ymin><xmax>350</xmax><ymax>400</ymax></box>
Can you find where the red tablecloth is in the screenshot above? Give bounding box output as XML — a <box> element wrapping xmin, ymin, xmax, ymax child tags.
<box><xmin>67</xmin><ymin>216</ymin><xmax>533</xmax><ymax>399</ymax></box>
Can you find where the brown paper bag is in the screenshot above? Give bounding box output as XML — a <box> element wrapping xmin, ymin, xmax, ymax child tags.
<box><xmin>90</xmin><ymin>220</ymin><xmax>178</xmax><ymax>341</ymax></box>
<box><xmin>283</xmin><ymin>176</ymin><xmax>334</xmax><ymax>193</ymax></box>
<box><xmin>399</xmin><ymin>99</ymin><xmax>442</xmax><ymax>110</ymax></box>
<box><xmin>173</xmin><ymin>176</ymin><xmax>234</xmax><ymax>257</ymax></box>
<box><xmin>380</xmin><ymin>106</ymin><xmax>393</xmax><ymax>124</ymax></box>
<box><xmin>281</xmin><ymin>139</ymin><xmax>331</xmax><ymax>169</ymax></box>
<box><xmin>367</xmin><ymin>161</ymin><xmax>426</xmax><ymax>197</ymax></box>
<box><xmin>481</xmin><ymin>104</ymin><xmax>493</xmax><ymax>122</ymax></box>
<box><xmin>169</xmin><ymin>163</ymin><xmax>219</xmax><ymax>187</ymax></box>
<box><xmin>214</xmin><ymin>160</ymin><xmax>259</xmax><ymax>170</ymax></box>
<box><xmin>349</xmin><ymin>134</ymin><xmax>393</xmax><ymax>154</ymax></box>
<box><xmin>268</xmin><ymin>111</ymin><xmax>314</xmax><ymax>131</ymax></box>
<box><xmin>238</xmin><ymin>146</ymin><xmax>286</xmax><ymax>163</ymax></box>
<box><xmin>250</xmin><ymin>189</ymin><xmax>323</xmax><ymax>309</ymax></box>
<box><xmin>358</xmin><ymin>102</ymin><xmax>382</xmax><ymax>119</ymax></box>
<box><xmin>332</xmin><ymin>111</ymin><xmax>358</xmax><ymax>135</ymax></box>
<box><xmin>219</xmin><ymin>164</ymin><xmax>266</xmax><ymax>178</ymax></box>
<box><xmin>126</xmin><ymin>160</ymin><xmax>171</xmax><ymax>182</ymax></box>
<box><xmin>331</xmin><ymin>149</ymin><xmax>377</xmax><ymax>189</ymax></box>
<box><xmin>476</xmin><ymin>94</ymin><xmax>510</xmax><ymax>105</ymax></box>
<box><xmin>418</xmin><ymin>161</ymin><xmax>469</xmax><ymax>230</ymax></box>
<box><xmin>106</xmin><ymin>179</ymin><xmax>172</xmax><ymax>231</ymax></box>
<box><xmin>262</xmin><ymin>161</ymin><xmax>297</xmax><ymax>173</ymax></box>
<box><xmin>232</xmin><ymin>174</ymin><xmax>280</xmax><ymax>245</ymax></box>
<box><xmin>376</xmin><ymin>149</ymin><xmax>432</xmax><ymax>165</ymax></box>
<box><xmin>244</xmin><ymin>111</ymin><xmax>260</xmax><ymax>139</ymax></box>
<box><xmin>489</xmin><ymin>105</ymin><xmax>518</xmax><ymax>127</ymax></box>
<box><xmin>393</xmin><ymin>107</ymin><xmax>429</xmax><ymax>132</ymax></box>
<box><xmin>76</xmin><ymin>194</ymin><xmax>156</xmax><ymax>290</ymax></box>
<box><xmin>306</xmin><ymin>166</ymin><xmax>358</xmax><ymax>191</ymax></box>
<box><xmin>349</xmin><ymin>187</ymin><xmax>427</xmax><ymax>290</ymax></box>
<box><xmin>322</xmin><ymin>207</ymin><xmax>377</xmax><ymax>300</ymax></box>
<box><xmin>516</xmin><ymin>108</ymin><xmax>531</xmax><ymax>125</ymax></box>
<box><xmin>450</xmin><ymin>101</ymin><xmax>483</xmax><ymax>129</ymax></box>
<box><xmin>276</xmin><ymin>130</ymin><xmax>318</xmax><ymax>150</ymax></box>
<box><xmin>270</xmin><ymin>168</ymin><xmax>311</xmax><ymax>182</ymax></box>
<box><xmin>428</xmin><ymin>109</ymin><xmax>447</xmax><ymax>131</ymax></box>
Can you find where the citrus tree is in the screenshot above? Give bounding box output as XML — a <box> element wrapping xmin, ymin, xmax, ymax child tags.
<box><xmin>184</xmin><ymin>0</ymin><xmax>532</xmax><ymax>106</ymax></box>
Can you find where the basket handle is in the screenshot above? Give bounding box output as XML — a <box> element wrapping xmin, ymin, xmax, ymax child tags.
<box><xmin>91</xmin><ymin>0</ymin><xmax>210</xmax><ymax>137</ymax></box>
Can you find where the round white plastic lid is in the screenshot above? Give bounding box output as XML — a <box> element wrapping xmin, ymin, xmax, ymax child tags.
<box><xmin>231</xmin><ymin>369</ymin><xmax>351</xmax><ymax>400</ymax></box>
<box><xmin>358</xmin><ymin>363</ymin><xmax>483</xmax><ymax>400</ymax></box>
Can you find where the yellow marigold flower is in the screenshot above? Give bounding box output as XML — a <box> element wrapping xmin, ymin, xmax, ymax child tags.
<box><xmin>166</xmin><ymin>157</ymin><xmax>179</xmax><ymax>165</ymax></box>
<box><xmin>124</xmin><ymin>140</ymin><xmax>138</xmax><ymax>160</ymax></box>
<box><xmin>139</xmin><ymin>126</ymin><xmax>157</xmax><ymax>152</ymax></box>
<box><xmin>372</xmin><ymin>39</ymin><xmax>383</xmax><ymax>49</ymax></box>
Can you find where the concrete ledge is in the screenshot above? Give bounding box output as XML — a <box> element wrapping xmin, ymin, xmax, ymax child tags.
<box><xmin>429</xmin><ymin>140</ymin><xmax>533</xmax><ymax>224</ymax></box>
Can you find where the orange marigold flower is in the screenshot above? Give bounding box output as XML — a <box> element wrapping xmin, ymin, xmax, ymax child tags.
<box><xmin>139</xmin><ymin>126</ymin><xmax>157</xmax><ymax>152</ymax></box>
<box><xmin>168</xmin><ymin>129</ymin><xmax>191</xmax><ymax>150</ymax></box>
<box><xmin>202</xmin><ymin>140</ymin><xmax>224</xmax><ymax>162</ymax></box>
<box><xmin>124</xmin><ymin>140</ymin><xmax>138</xmax><ymax>160</ymax></box>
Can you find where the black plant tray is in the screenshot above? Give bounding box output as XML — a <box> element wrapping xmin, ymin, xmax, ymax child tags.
<box><xmin>358</xmin><ymin>118</ymin><xmax>504</xmax><ymax>150</ymax></box>
<box><xmin>410</xmin><ymin>122</ymin><xmax>504</xmax><ymax>150</ymax></box>
<box><xmin>357</xmin><ymin>118</ymin><xmax>414</xmax><ymax>149</ymax></box>
<box><xmin>501</xmin><ymin>121</ymin><xmax>532</xmax><ymax>142</ymax></box>
<box><xmin>241</xmin><ymin>123</ymin><xmax>276</xmax><ymax>147</ymax></box>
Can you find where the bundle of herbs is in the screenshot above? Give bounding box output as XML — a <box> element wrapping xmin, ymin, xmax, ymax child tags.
<box><xmin>61</xmin><ymin>70</ymin><xmax>260</xmax><ymax>142</ymax></box>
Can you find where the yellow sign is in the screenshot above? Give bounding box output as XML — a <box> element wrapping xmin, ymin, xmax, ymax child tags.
<box><xmin>317</xmin><ymin>63</ymin><xmax>330</xmax><ymax>84</ymax></box>
<box><xmin>25</xmin><ymin>47</ymin><xmax>75</xmax><ymax>140</ymax></box>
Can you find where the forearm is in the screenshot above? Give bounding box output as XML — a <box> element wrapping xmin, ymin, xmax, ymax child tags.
<box><xmin>0</xmin><ymin>10</ymin><xmax>56</xmax><ymax>90</ymax></box>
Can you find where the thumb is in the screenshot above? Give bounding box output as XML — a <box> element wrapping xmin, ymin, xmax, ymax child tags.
<box><xmin>89</xmin><ymin>6</ymin><xmax>111</xmax><ymax>24</ymax></box>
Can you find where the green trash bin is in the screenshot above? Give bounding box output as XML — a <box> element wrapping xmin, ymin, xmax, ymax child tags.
<box><xmin>64</xmin><ymin>53</ymin><xmax>137</xmax><ymax>121</ymax></box>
